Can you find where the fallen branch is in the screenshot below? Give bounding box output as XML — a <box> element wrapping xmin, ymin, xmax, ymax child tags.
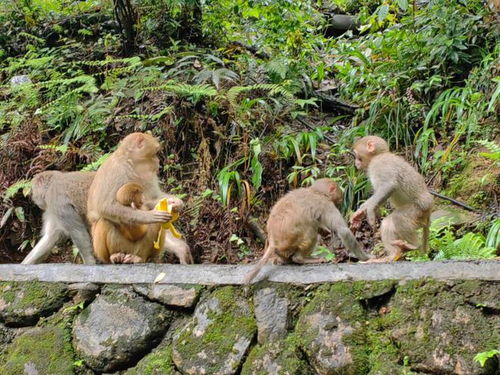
<box><xmin>430</xmin><ymin>190</ymin><xmax>481</xmax><ymax>213</ymax></box>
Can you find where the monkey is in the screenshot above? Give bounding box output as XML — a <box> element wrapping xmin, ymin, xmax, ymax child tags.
<box><xmin>244</xmin><ymin>178</ymin><xmax>371</xmax><ymax>283</ymax></box>
<box><xmin>91</xmin><ymin>193</ymin><xmax>186</xmax><ymax>264</ymax></box>
<box><xmin>22</xmin><ymin>171</ymin><xmax>97</xmax><ymax>264</ymax></box>
<box><xmin>87</xmin><ymin>132</ymin><xmax>193</xmax><ymax>265</ymax></box>
<box><xmin>350</xmin><ymin>135</ymin><xmax>433</xmax><ymax>262</ymax></box>
<box><xmin>114</xmin><ymin>182</ymin><xmax>148</xmax><ymax>242</ymax></box>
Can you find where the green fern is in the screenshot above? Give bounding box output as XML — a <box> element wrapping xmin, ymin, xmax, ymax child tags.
<box><xmin>81</xmin><ymin>153</ymin><xmax>111</xmax><ymax>171</ymax></box>
<box><xmin>3</xmin><ymin>180</ymin><xmax>31</xmax><ymax>200</ymax></box>
<box><xmin>116</xmin><ymin>106</ymin><xmax>173</xmax><ymax>121</ymax></box>
<box><xmin>142</xmin><ymin>82</ymin><xmax>217</xmax><ymax>102</ymax></box>
<box><xmin>226</xmin><ymin>83</ymin><xmax>294</xmax><ymax>107</ymax></box>
<box><xmin>434</xmin><ymin>232</ymin><xmax>496</xmax><ymax>260</ymax></box>
<box><xmin>477</xmin><ymin>140</ymin><xmax>500</xmax><ymax>161</ymax></box>
<box><xmin>38</xmin><ymin>144</ymin><xmax>69</xmax><ymax>153</ymax></box>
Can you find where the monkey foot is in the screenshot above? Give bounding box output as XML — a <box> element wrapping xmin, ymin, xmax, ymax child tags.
<box><xmin>110</xmin><ymin>253</ymin><xmax>143</xmax><ymax>264</ymax></box>
<box><xmin>391</xmin><ymin>240</ymin><xmax>417</xmax><ymax>251</ymax></box>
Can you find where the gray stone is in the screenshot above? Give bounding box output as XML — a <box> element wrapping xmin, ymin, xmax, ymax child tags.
<box><xmin>1</xmin><ymin>261</ymin><xmax>499</xmax><ymax>285</ymax></box>
<box><xmin>431</xmin><ymin>207</ymin><xmax>479</xmax><ymax>227</ymax></box>
<box><xmin>241</xmin><ymin>341</ymin><xmax>313</xmax><ymax>375</ymax></box>
<box><xmin>72</xmin><ymin>286</ymin><xmax>172</xmax><ymax>372</ymax></box>
<box><xmin>172</xmin><ymin>286</ymin><xmax>256</xmax><ymax>375</ymax></box>
<box><xmin>0</xmin><ymin>326</ymin><xmax>74</xmax><ymax>375</ymax></box>
<box><xmin>68</xmin><ymin>282</ymin><xmax>100</xmax><ymax>304</ymax></box>
<box><xmin>0</xmin><ymin>281</ymin><xmax>67</xmax><ymax>326</ymax></box>
<box><xmin>134</xmin><ymin>284</ymin><xmax>202</xmax><ymax>308</ymax></box>
<box><xmin>253</xmin><ymin>287</ymin><xmax>289</xmax><ymax>344</ymax></box>
<box><xmin>10</xmin><ymin>75</ymin><xmax>31</xmax><ymax>86</ymax></box>
<box><xmin>296</xmin><ymin>284</ymin><xmax>368</xmax><ymax>375</ymax></box>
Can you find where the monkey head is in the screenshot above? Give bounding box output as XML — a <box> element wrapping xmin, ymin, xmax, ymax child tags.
<box><xmin>116</xmin><ymin>182</ymin><xmax>145</xmax><ymax>208</ymax></box>
<box><xmin>310</xmin><ymin>178</ymin><xmax>343</xmax><ymax>207</ymax></box>
<box><xmin>352</xmin><ymin>136</ymin><xmax>389</xmax><ymax>171</ymax></box>
<box><xmin>119</xmin><ymin>132</ymin><xmax>161</xmax><ymax>164</ymax></box>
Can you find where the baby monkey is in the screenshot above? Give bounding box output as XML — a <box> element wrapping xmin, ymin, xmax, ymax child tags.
<box><xmin>114</xmin><ymin>183</ymin><xmax>148</xmax><ymax>242</ymax></box>
<box><xmin>245</xmin><ymin>178</ymin><xmax>371</xmax><ymax>283</ymax></box>
<box><xmin>351</xmin><ymin>136</ymin><xmax>433</xmax><ymax>262</ymax></box>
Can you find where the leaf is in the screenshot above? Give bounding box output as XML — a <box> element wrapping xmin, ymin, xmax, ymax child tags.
<box><xmin>154</xmin><ymin>272</ymin><xmax>166</xmax><ymax>283</ymax></box>
<box><xmin>377</xmin><ymin>5</ymin><xmax>389</xmax><ymax>23</ymax></box>
<box><xmin>14</xmin><ymin>207</ymin><xmax>25</xmax><ymax>222</ymax></box>
<box><xmin>397</xmin><ymin>0</ymin><xmax>408</xmax><ymax>11</ymax></box>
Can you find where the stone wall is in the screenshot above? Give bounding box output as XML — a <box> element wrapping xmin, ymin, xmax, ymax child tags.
<box><xmin>0</xmin><ymin>262</ymin><xmax>498</xmax><ymax>375</ymax></box>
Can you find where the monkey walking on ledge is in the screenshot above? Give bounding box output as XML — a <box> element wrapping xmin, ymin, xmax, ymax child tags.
<box><xmin>351</xmin><ymin>135</ymin><xmax>433</xmax><ymax>262</ymax></box>
<box><xmin>245</xmin><ymin>178</ymin><xmax>372</xmax><ymax>284</ymax></box>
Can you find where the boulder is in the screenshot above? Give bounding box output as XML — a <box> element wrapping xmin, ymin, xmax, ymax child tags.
<box><xmin>134</xmin><ymin>284</ymin><xmax>202</xmax><ymax>308</ymax></box>
<box><xmin>172</xmin><ymin>286</ymin><xmax>256</xmax><ymax>375</ymax></box>
<box><xmin>295</xmin><ymin>283</ymin><xmax>369</xmax><ymax>375</ymax></box>
<box><xmin>0</xmin><ymin>326</ymin><xmax>74</xmax><ymax>375</ymax></box>
<box><xmin>253</xmin><ymin>286</ymin><xmax>290</xmax><ymax>344</ymax></box>
<box><xmin>72</xmin><ymin>286</ymin><xmax>172</xmax><ymax>372</ymax></box>
<box><xmin>241</xmin><ymin>340</ymin><xmax>313</xmax><ymax>375</ymax></box>
<box><xmin>0</xmin><ymin>281</ymin><xmax>67</xmax><ymax>326</ymax></box>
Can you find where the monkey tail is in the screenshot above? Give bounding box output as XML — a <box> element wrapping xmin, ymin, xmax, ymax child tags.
<box><xmin>244</xmin><ymin>239</ymin><xmax>273</xmax><ymax>284</ymax></box>
<box><xmin>421</xmin><ymin>211</ymin><xmax>431</xmax><ymax>254</ymax></box>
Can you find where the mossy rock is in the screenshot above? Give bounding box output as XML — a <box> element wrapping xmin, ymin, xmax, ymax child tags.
<box><xmin>0</xmin><ymin>281</ymin><xmax>67</xmax><ymax>326</ymax></box>
<box><xmin>72</xmin><ymin>286</ymin><xmax>172</xmax><ymax>373</ymax></box>
<box><xmin>241</xmin><ymin>339</ymin><xmax>314</xmax><ymax>375</ymax></box>
<box><xmin>123</xmin><ymin>343</ymin><xmax>178</xmax><ymax>375</ymax></box>
<box><xmin>295</xmin><ymin>282</ymin><xmax>369</xmax><ymax>375</ymax></box>
<box><xmin>378</xmin><ymin>279</ymin><xmax>499</xmax><ymax>375</ymax></box>
<box><xmin>172</xmin><ymin>286</ymin><xmax>256</xmax><ymax>375</ymax></box>
<box><xmin>0</xmin><ymin>326</ymin><xmax>74</xmax><ymax>375</ymax></box>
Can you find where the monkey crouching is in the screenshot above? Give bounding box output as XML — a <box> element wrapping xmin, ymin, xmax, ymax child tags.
<box><xmin>245</xmin><ymin>178</ymin><xmax>371</xmax><ymax>283</ymax></box>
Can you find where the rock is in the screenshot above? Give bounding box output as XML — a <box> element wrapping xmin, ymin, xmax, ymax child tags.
<box><xmin>295</xmin><ymin>283</ymin><xmax>368</xmax><ymax>375</ymax></box>
<box><xmin>431</xmin><ymin>207</ymin><xmax>479</xmax><ymax>228</ymax></box>
<box><xmin>0</xmin><ymin>281</ymin><xmax>67</xmax><ymax>326</ymax></box>
<box><xmin>453</xmin><ymin>280</ymin><xmax>500</xmax><ymax>311</ymax></box>
<box><xmin>384</xmin><ymin>279</ymin><xmax>499</xmax><ymax>375</ymax></box>
<box><xmin>68</xmin><ymin>283</ymin><xmax>100</xmax><ymax>304</ymax></box>
<box><xmin>134</xmin><ymin>284</ymin><xmax>202</xmax><ymax>308</ymax></box>
<box><xmin>72</xmin><ymin>286</ymin><xmax>172</xmax><ymax>372</ymax></box>
<box><xmin>0</xmin><ymin>326</ymin><xmax>74</xmax><ymax>375</ymax></box>
<box><xmin>241</xmin><ymin>341</ymin><xmax>313</xmax><ymax>375</ymax></box>
<box><xmin>172</xmin><ymin>286</ymin><xmax>256</xmax><ymax>375</ymax></box>
<box><xmin>253</xmin><ymin>287</ymin><xmax>289</xmax><ymax>344</ymax></box>
<box><xmin>9</xmin><ymin>75</ymin><xmax>31</xmax><ymax>86</ymax></box>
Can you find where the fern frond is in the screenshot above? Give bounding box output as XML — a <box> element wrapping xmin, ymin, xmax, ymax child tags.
<box><xmin>226</xmin><ymin>83</ymin><xmax>294</xmax><ymax>107</ymax></box>
<box><xmin>4</xmin><ymin>180</ymin><xmax>31</xmax><ymax>200</ymax></box>
<box><xmin>434</xmin><ymin>232</ymin><xmax>496</xmax><ymax>260</ymax></box>
<box><xmin>142</xmin><ymin>82</ymin><xmax>217</xmax><ymax>102</ymax></box>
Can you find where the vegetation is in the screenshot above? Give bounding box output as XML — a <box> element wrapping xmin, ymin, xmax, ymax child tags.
<box><xmin>0</xmin><ymin>0</ymin><xmax>498</xmax><ymax>263</ymax></box>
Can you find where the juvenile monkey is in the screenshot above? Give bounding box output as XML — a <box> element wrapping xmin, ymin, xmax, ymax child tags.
<box><xmin>114</xmin><ymin>182</ymin><xmax>148</xmax><ymax>241</ymax></box>
<box><xmin>87</xmin><ymin>132</ymin><xmax>193</xmax><ymax>264</ymax></box>
<box><xmin>23</xmin><ymin>171</ymin><xmax>96</xmax><ymax>264</ymax></box>
<box><xmin>245</xmin><ymin>179</ymin><xmax>371</xmax><ymax>283</ymax></box>
<box><xmin>351</xmin><ymin>136</ymin><xmax>433</xmax><ymax>262</ymax></box>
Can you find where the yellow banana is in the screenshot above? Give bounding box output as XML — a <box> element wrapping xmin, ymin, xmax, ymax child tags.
<box><xmin>153</xmin><ymin>198</ymin><xmax>182</xmax><ymax>251</ymax></box>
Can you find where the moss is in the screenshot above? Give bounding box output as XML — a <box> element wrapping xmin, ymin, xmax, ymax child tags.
<box><xmin>173</xmin><ymin>286</ymin><xmax>256</xmax><ymax>374</ymax></box>
<box><xmin>241</xmin><ymin>338</ymin><xmax>313</xmax><ymax>375</ymax></box>
<box><xmin>0</xmin><ymin>281</ymin><xmax>68</xmax><ymax>326</ymax></box>
<box><xmin>0</xmin><ymin>326</ymin><xmax>74</xmax><ymax>375</ymax></box>
<box><xmin>124</xmin><ymin>344</ymin><xmax>175</xmax><ymax>375</ymax></box>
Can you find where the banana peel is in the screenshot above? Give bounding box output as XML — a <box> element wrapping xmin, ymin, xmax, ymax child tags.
<box><xmin>154</xmin><ymin>198</ymin><xmax>182</xmax><ymax>251</ymax></box>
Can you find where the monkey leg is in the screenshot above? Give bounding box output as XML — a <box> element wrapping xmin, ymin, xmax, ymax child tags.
<box><xmin>22</xmin><ymin>215</ymin><xmax>63</xmax><ymax>264</ymax></box>
<box><xmin>110</xmin><ymin>253</ymin><xmax>143</xmax><ymax>264</ymax></box>
<box><xmin>379</xmin><ymin>210</ymin><xmax>419</xmax><ymax>262</ymax></box>
<box><xmin>162</xmin><ymin>232</ymin><xmax>193</xmax><ymax>264</ymax></box>
<box><xmin>91</xmin><ymin>220</ymin><xmax>111</xmax><ymax>263</ymax></box>
<box><xmin>291</xmin><ymin>253</ymin><xmax>326</xmax><ymax>264</ymax></box>
<box><xmin>59</xmin><ymin>206</ymin><xmax>96</xmax><ymax>264</ymax></box>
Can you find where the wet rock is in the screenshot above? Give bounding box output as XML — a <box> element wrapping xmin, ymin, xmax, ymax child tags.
<box><xmin>385</xmin><ymin>279</ymin><xmax>499</xmax><ymax>375</ymax></box>
<box><xmin>296</xmin><ymin>283</ymin><xmax>368</xmax><ymax>375</ymax></box>
<box><xmin>68</xmin><ymin>283</ymin><xmax>100</xmax><ymax>304</ymax></box>
<box><xmin>431</xmin><ymin>207</ymin><xmax>478</xmax><ymax>228</ymax></box>
<box><xmin>172</xmin><ymin>286</ymin><xmax>256</xmax><ymax>375</ymax></box>
<box><xmin>253</xmin><ymin>287</ymin><xmax>289</xmax><ymax>344</ymax></box>
<box><xmin>241</xmin><ymin>341</ymin><xmax>313</xmax><ymax>375</ymax></box>
<box><xmin>134</xmin><ymin>284</ymin><xmax>202</xmax><ymax>308</ymax></box>
<box><xmin>0</xmin><ymin>281</ymin><xmax>67</xmax><ymax>326</ymax></box>
<box><xmin>0</xmin><ymin>326</ymin><xmax>74</xmax><ymax>375</ymax></box>
<box><xmin>73</xmin><ymin>286</ymin><xmax>172</xmax><ymax>372</ymax></box>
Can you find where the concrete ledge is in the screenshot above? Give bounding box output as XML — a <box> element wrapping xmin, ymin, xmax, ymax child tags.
<box><xmin>0</xmin><ymin>261</ymin><xmax>498</xmax><ymax>285</ymax></box>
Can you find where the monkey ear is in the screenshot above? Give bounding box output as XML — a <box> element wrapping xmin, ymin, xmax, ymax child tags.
<box><xmin>366</xmin><ymin>141</ymin><xmax>375</xmax><ymax>153</ymax></box>
<box><xmin>329</xmin><ymin>184</ymin><xmax>337</xmax><ymax>193</ymax></box>
<box><xmin>135</xmin><ymin>134</ymin><xmax>146</xmax><ymax>148</ymax></box>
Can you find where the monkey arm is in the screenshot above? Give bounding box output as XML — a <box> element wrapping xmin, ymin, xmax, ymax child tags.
<box><xmin>100</xmin><ymin>202</ymin><xmax>172</xmax><ymax>225</ymax></box>
<box><xmin>357</xmin><ymin>181</ymin><xmax>395</xmax><ymax>226</ymax></box>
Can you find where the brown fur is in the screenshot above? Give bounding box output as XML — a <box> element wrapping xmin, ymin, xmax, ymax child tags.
<box><xmin>87</xmin><ymin>133</ymin><xmax>193</xmax><ymax>264</ymax></box>
<box><xmin>351</xmin><ymin>136</ymin><xmax>433</xmax><ymax>262</ymax></box>
<box><xmin>245</xmin><ymin>178</ymin><xmax>371</xmax><ymax>283</ymax></box>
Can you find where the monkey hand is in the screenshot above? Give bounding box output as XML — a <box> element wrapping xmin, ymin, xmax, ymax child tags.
<box><xmin>145</xmin><ymin>209</ymin><xmax>172</xmax><ymax>224</ymax></box>
<box><xmin>351</xmin><ymin>208</ymin><xmax>366</xmax><ymax>229</ymax></box>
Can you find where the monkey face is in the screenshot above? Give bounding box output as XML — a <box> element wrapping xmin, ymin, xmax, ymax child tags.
<box><xmin>354</xmin><ymin>150</ymin><xmax>369</xmax><ymax>170</ymax></box>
